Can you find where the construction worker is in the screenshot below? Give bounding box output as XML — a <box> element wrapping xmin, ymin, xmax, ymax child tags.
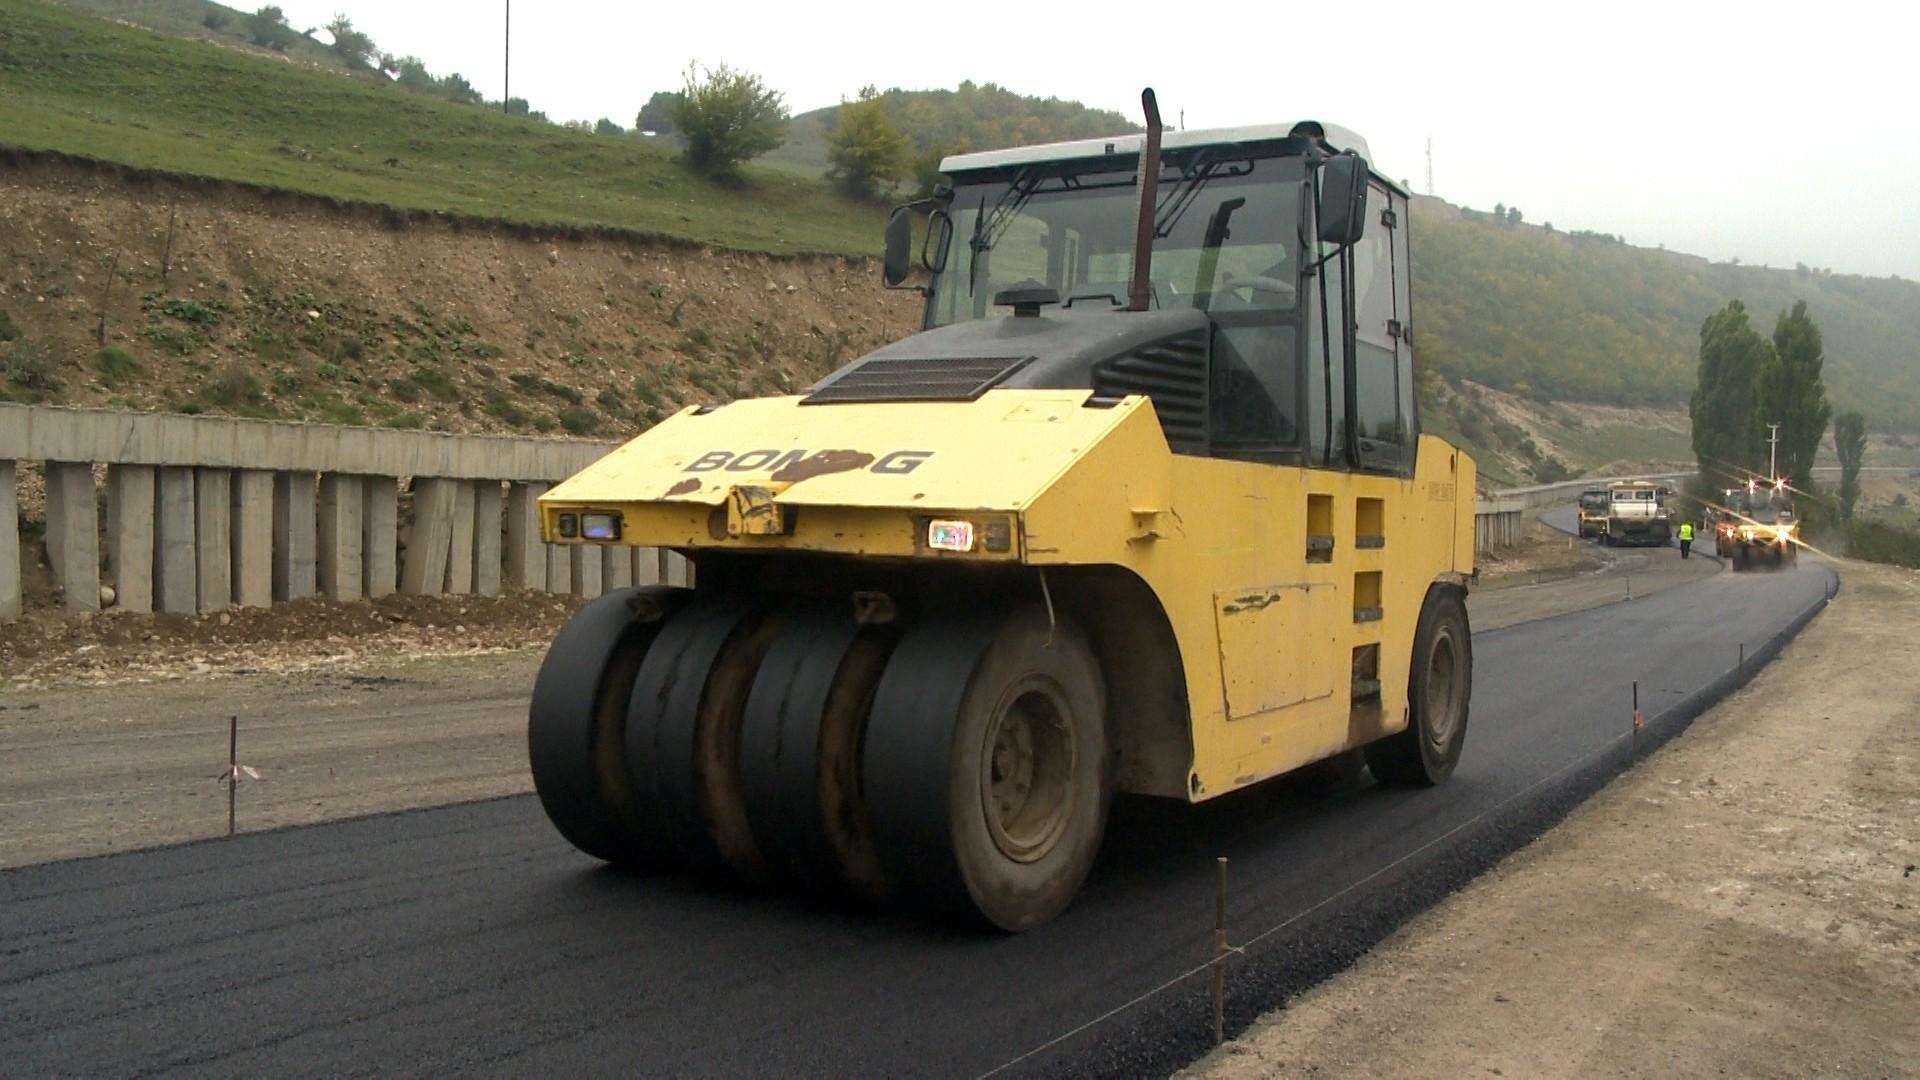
<box><xmin>1678</xmin><ymin>518</ymin><xmax>1695</xmax><ymax>559</ymax></box>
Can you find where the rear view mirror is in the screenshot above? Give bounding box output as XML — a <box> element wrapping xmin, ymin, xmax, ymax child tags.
<box><xmin>1317</xmin><ymin>153</ymin><xmax>1370</xmax><ymax>247</ymax></box>
<box><xmin>883</xmin><ymin>207</ymin><xmax>913</xmax><ymax>287</ymax></box>
<box><xmin>923</xmin><ymin>209</ymin><xmax>954</xmax><ymax>273</ymax></box>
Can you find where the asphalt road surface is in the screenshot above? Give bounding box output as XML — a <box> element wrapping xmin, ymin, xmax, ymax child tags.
<box><xmin>1</xmin><ymin>554</ymin><xmax>1837</xmax><ymax>1079</ymax></box>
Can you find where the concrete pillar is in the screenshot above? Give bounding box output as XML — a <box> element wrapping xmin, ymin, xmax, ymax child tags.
<box><xmin>318</xmin><ymin>473</ymin><xmax>364</xmax><ymax>602</ymax></box>
<box><xmin>633</xmin><ymin>546</ymin><xmax>662</xmax><ymax>586</ymax></box>
<box><xmin>444</xmin><ymin>480</ymin><xmax>476</xmax><ymax>595</ymax></box>
<box><xmin>665</xmin><ymin>550</ymin><xmax>694</xmax><ymax>588</ymax></box>
<box><xmin>45</xmin><ymin>462</ymin><xmax>100</xmax><ymax>614</ymax></box>
<box><xmin>0</xmin><ymin>462</ymin><xmax>19</xmax><ymax>621</ymax></box>
<box><xmin>231</xmin><ymin>470</ymin><xmax>274</xmax><ymax>608</ymax></box>
<box><xmin>195</xmin><ymin>469</ymin><xmax>232</xmax><ymax>612</ymax></box>
<box><xmin>402</xmin><ymin>477</ymin><xmax>456</xmax><ymax>596</ymax></box>
<box><xmin>473</xmin><ymin>481</ymin><xmax>503</xmax><ymax>597</ymax></box>
<box><xmin>106</xmin><ymin>465</ymin><xmax>155</xmax><ymax>614</ymax></box>
<box><xmin>505</xmin><ymin>482</ymin><xmax>547</xmax><ymax>591</ymax></box>
<box><xmin>363</xmin><ymin>476</ymin><xmax>398</xmax><ymax>599</ymax></box>
<box><xmin>572</xmin><ymin>545</ymin><xmax>603</xmax><ymax>599</ymax></box>
<box><xmin>604</xmin><ymin>545</ymin><xmax>632</xmax><ymax>590</ymax></box>
<box><xmin>273</xmin><ymin>471</ymin><xmax>317</xmax><ymax>602</ymax></box>
<box><xmin>153</xmin><ymin>466</ymin><xmax>197</xmax><ymax>615</ymax></box>
<box><xmin>546</xmin><ymin>543</ymin><xmax>570</xmax><ymax>593</ymax></box>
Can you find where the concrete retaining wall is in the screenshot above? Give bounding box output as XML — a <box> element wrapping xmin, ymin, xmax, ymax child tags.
<box><xmin>0</xmin><ymin>403</ymin><xmax>694</xmax><ymax>621</ymax></box>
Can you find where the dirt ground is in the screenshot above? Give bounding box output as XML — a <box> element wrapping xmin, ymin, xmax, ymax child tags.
<box><xmin>1468</xmin><ymin>516</ymin><xmax>1717</xmax><ymax>631</ymax></box>
<box><xmin>1187</xmin><ymin>557</ymin><xmax>1919</xmax><ymax>1079</ymax></box>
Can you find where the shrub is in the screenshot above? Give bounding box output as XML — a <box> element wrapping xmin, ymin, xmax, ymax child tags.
<box><xmin>206</xmin><ymin>365</ymin><xmax>267</xmax><ymax>409</ymax></box>
<box><xmin>674</xmin><ymin>63</ymin><xmax>788</xmax><ymax>178</ymax></box>
<box><xmin>95</xmin><ymin>347</ymin><xmax>140</xmax><ymax>386</ymax></box>
<box><xmin>557</xmin><ymin>406</ymin><xmax>600</xmax><ymax>435</ymax></box>
<box><xmin>409</xmin><ymin>366</ymin><xmax>460</xmax><ymax>401</ymax></box>
<box><xmin>0</xmin><ymin>310</ymin><xmax>19</xmax><ymax>342</ymax></box>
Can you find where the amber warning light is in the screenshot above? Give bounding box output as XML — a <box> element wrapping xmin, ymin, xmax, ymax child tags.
<box><xmin>928</xmin><ymin>520</ymin><xmax>976</xmax><ymax>552</ymax></box>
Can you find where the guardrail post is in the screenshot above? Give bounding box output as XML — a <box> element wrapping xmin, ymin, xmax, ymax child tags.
<box><xmin>154</xmin><ymin>466</ymin><xmax>198</xmax><ymax>615</ymax></box>
<box><xmin>106</xmin><ymin>464</ymin><xmax>155</xmax><ymax>614</ymax></box>
<box><xmin>317</xmin><ymin>473</ymin><xmax>364</xmax><ymax>602</ymax></box>
<box><xmin>195</xmin><ymin>468</ymin><xmax>232</xmax><ymax>612</ymax></box>
<box><xmin>473</xmin><ymin>480</ymin><xmax>503</xmax><ymax>597</ymax></box>
<box><xmin>231</xmin><ymin>470</ymin><xmax>274</xmax><ymax>607</ymax></box>
<box><xmin>45</xmin><ymin>461</ymin><xmax>101</xmax><ymax>613</ymax></box>
<box><xmin>362</xmin><ymin>476</ymin><xmax>398</xmax><ymax>599</ymax></box>
<box><xmin>402</xmin><ymin>478</ymin><xmax>457</xmax><ymax>596</ymax></box>
<box><xmin>444</xmin><ymin>480</ymin><xmax>476</xmax><ymax>595</ymax></box>
<box><xmin>504</xmin><ymin>481</ymin><xmax>547</xmax><ymax>591</ymax></box>
<box><xmin>0</xmin><ymin>461</ymin><xmax>19</xmax><ymax>621</ymax></box>
<box><xmin>272</xmin><ymin>471</ymin><xmax>318</xmax><ymax>602</ymax></box>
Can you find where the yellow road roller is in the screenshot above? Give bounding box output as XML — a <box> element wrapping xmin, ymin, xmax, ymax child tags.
<box><xmin>530</xmin><ymin>91</ymin><xmax>1477</xmax><ymax>931</ymax></box>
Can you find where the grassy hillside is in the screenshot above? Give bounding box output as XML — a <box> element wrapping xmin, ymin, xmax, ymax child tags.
<box><xmin>763</xmin><ymin>84</ymin><xmax>1139</xmax><ymax>178</ymax></box>
<box><xmin>1414</xmin><ymin>200</ymin><xmax>1920</xmax><ymax>431</ymax></box>
<box><xmin>0</xmin><ymin>0</ymin><xmax>880</xmax><ymax>255</ymax></box>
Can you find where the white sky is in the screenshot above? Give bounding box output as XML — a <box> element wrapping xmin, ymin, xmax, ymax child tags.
<box><xmin>273</xmin><ymin>0</ymin><xmax>1920</xmax><ymax>279</ymax></box>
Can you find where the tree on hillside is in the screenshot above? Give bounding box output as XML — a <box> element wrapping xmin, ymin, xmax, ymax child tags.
<box><xmin>1507</xmin><ymin>206</ymin><xmax>1523</xmax><ymax>226</ymax></box>
<box><xmin>636</xmin><ymin>91</ymin><xmax>684</xmax><ymax>135</ymax></box>
<box><xmin>1834</xmin><ymin>410</ymin><xmax>1867</xmax><ymax>524</ymax></box>
<box><xmin>391</xmin><ymin>55</ymin><xmax>435</xmax><ymax>91</ymax></box>
<box><xmin>246</xmin><ymin>6</ymin><xmax>298</xmax><ymax>50</ymax></box>
<box><xmin>1756</xmin><ymin>300</ymin><xmax>1831</xmax><ymax>485</ymax></box>
<box><xmin>595</xmin><ymin>117</ymin><xmax>626</xmax><ymax>137</ymax></box>
<box><xmin>439</xmin><ymin>73</ymin><xmax>482</xmax><ymax>104</ymax></box>
<box><xmin>673</xmin><ymin>64</ymin><xmax>787</xmax><ymax>179</ymax></box>
<box><xmin>1691</xmin><ymin>299</ymin><xmax>1771</xmax><ymax>485</ymax></box>
<box><xmin>825</xmin><ymin>87</ymin><xmax>910</xmax><ymax>199</ymax></box>
<box><xmin>324</xmin><ymin>14</ymin><xmax>376</xmax><ymax>69</ymax></box>
<box><xmin>1493</xmin><ymin>202</ymin><xmax>1505</xmax><ymax>221</ymax></box>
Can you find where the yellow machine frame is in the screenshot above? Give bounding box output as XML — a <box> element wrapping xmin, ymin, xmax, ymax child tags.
<box><xmin>541</xmin><ymin>388</ymin><xmax>1476</xmax><ymax>803</ymax></box>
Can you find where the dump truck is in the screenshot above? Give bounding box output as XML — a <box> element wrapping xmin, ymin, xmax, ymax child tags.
<box><xmin>1603</xmin><ymin>480</ymin><xmax>1672</xmax><ymax>546</ymax></box>
<box><xmin>1719</xmin><ymin>478</ymin><xmax>1798</xmax><ymax>571</ymax></box>
<box><xmin>1577</xmin><ymin>488</ymin><xmax>1609</xmax><ymax>538</ymax></box>
<box><xmin>527</xmin><ymin>92</ymin><xmax>1478</xmax><ymax>931</ymax></box>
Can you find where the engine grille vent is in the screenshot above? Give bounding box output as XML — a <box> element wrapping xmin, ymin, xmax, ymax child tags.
<box><xmin>1091</xmin><ymin>331</ymin><xmax>1209</xmax><ymax>454</ymax></box>
<box><xmin>803</xmin><ymin>355</ymin><xmax>1032</xmax><ymax>405</ymax></box>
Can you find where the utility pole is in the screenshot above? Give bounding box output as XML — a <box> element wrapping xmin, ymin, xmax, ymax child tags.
<box><xmin>502</xmin><ymin>0</ymin><xmax>510</xmax><ymax>114</ymax></box>
<box><xmin>1425</xmin><ymin>136</ymin><xmax>1434</xmax><ymax>196</ymax></box>
<box><xmin>1767</xmin><ymin>422</ymin><xmax>1781</xmax><ymax>481</ymax></box>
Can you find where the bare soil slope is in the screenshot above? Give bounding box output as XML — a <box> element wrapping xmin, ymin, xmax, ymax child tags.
<box><xmin>0</xmin><ymin>159</ymin><xmax>918</xmax><ymax>433</ymax></box>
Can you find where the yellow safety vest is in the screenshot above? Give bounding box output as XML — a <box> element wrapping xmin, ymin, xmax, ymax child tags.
<box><xmin>1678</xmin><ymin>522</ymin><xmax>1694</xmax><ymax>541</ymax></box>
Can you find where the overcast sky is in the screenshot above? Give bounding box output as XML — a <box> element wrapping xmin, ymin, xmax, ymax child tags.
<box><xmin>273</xmin><ymin>0</ymin><xmax>1919</xmax><ymax>279</ymax></box>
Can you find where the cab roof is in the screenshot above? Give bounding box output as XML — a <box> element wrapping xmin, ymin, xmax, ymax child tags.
<box><xmin>941</xmin><ymin>121</ymin><xmax>1405</xmax><ymax>195</ymax></box>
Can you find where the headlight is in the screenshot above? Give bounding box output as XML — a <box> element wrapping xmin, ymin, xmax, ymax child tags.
<box><xmin>581</xmin><ymin>511</ymin><xmax>623</xmax><ymax>541</ymax></box>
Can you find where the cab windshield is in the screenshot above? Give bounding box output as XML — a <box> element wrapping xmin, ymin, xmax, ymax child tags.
<box><xmin>928</xmin><ymin>153</ymin><xmax>1305</xmax><ymax>326</ymax></box>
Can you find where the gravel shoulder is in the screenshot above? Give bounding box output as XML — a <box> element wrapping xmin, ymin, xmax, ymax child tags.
<box><xmin>1187</xmin><ymin>556</ymin><xmax>1919</xmax><ymax>1079</ymax></box>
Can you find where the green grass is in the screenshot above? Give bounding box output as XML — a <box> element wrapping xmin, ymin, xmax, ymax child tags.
<box><xmin>0</xmin><ymin>0</ymin><xmax>884</xmax><ymax>256</ymax></box>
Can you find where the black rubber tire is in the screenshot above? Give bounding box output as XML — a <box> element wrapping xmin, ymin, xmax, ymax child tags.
<box><xmin>1366</xmin><ymin>586</ymin><xmax>1472</xmax><ymax>787</ymax></box>
<box><xmin>864</xmin><ymin>605</ymin><xmax>1110</xmax><ymax>932</ymax></box>
<box><xmin>625</xmin><ymin>597</ymin><xmax>785</xmax><ymax>880</ymax></box>
<box><xmin>738</xmin><ymin>607</ymin><xmax>898</xmax><ymax>902</ymax></box>
<box><xmin>528</xmin><ymin>586</ymin><xmax>685</xmax><ymax>865</ymax></box>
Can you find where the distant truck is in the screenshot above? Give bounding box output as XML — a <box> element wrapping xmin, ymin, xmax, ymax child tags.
<box><xmin>1577</xmin><ymin>489</ymin><xmax>1609</xmax><ymax>538</ymax></box>
<box><xmin>1603</xmin><ymin>480</ymin><xmax>1672</xmax><ymax>546</ymax></box>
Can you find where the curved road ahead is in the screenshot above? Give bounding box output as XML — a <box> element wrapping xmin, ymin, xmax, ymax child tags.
<box><xmin>1</xmin><ymin>549</ymin><xmax>1836</xmax><ymax>1079</ymax></box>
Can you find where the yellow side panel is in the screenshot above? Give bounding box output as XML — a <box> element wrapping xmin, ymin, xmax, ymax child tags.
<box><xmin>1212</xmin><ymin>584</ymin><xmax>1338</xmax><ymax>718</ymax></box>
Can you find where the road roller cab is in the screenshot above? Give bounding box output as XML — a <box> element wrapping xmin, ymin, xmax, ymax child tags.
<box><xmin>530</xmin><ymin>96</ymin><xmax>1478</xmax><ymax>930</ymax></box>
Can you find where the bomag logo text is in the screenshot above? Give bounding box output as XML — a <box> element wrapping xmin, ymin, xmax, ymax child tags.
<box><xmin>682</xmin><ymin>449</ymin><xmax>933</xmax><ymax>475</ymax></box>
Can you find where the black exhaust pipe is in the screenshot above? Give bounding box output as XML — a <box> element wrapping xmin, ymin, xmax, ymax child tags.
<box><xmin>1126</xmin><ymin>88</ymin><xmax>1164</xmax><ymax>312</ymax></box>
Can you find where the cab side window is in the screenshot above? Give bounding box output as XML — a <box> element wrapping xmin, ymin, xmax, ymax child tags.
<box><xmin>1352</xmin><ymin>184</ymin><xmax>1411</xmax><ymax>474</ymax></box>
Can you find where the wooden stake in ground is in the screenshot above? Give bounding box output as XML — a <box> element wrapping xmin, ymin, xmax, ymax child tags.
<box><xmin>220</xmin><ymin>715</ymin><xmax>260</xmax><ymax>836</ymax></box>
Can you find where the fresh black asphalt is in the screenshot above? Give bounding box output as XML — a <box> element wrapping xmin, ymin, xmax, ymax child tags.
<box><xmin>0</xmin><ymin>557</ymin><xmax>1836</xmax><ymax>1079</ymax></box>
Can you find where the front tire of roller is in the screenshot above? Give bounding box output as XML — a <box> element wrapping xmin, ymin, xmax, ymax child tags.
<box><xmin>865</xmin><ymin>605</ymin><xmax>1110</xmax><ymax>932</ymax></box>
<box><xmin>528</xmin><ymin>586</ymin><xmax>684</xmax><ymax>864</ymax></box>
<box><xmin>1366</xmin><ymin>586</ymin><xmax>1472</xmax><ymax>787</ymax></box>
